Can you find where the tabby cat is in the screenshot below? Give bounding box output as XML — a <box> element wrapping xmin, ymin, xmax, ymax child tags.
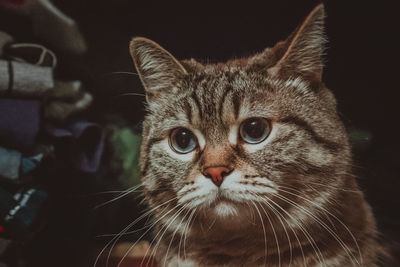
<box><xmin>129</xmin><ymin>4</ymin><xmax>384</xmax><ymax>266</ymax></box>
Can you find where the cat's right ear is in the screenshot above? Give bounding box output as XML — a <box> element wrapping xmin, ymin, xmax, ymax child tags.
<box><xmin>267</xmin><ymin>4</ymin><xmax>325</xmax><ymax>84</ymax></box>
<box><xmin>129</xmin><ymin>37</ymin><xmax>187</xmax><ymax>101</ymax></box>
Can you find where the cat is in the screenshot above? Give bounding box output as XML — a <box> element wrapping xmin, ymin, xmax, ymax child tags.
<box><xmin>129</xmin><ymin>4</ymin><xmax>385</xmax><ymax>267</ymax></box>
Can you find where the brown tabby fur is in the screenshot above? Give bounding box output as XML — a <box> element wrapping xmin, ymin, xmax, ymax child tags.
<box><xmin>129</xmin><ymin>4</ymin><xmax>385</xmax><ymax>267</ymax></box>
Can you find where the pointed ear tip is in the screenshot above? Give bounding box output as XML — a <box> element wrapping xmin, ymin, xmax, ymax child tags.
<box><xmin>129</xmin><ymin>37</ymin><xmax>171</xmax><ymax>58</ymax></box>
<box><xmin>131</xmin><ymin>36</ymin><xmax>153</xmax><ymax>43</ymax></box>
<box><xmin>130</xmin><ymin>37</ymin><xmax>148</xmax><ymax>50</ymax></box>
<box><xmin>312</xmin><ymin>3</ymin><xmax>325</xmax><ymax>16</ymax></box>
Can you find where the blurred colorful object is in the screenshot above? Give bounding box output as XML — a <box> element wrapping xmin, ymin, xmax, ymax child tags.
<box><xmin>0</xmin><ymin>0</ymin><xmax>87</xmax><ymax>55</ymax></box>
<box><xmin>0</xmin><ymin>0</ymin><xmax>27</xmax><ymax>7</ymax></box>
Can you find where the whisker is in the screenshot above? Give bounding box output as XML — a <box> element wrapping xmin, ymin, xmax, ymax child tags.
<box><xmin>96</xmin><ymin>214</ymin><xmax>142</xmax><ymax>267</ymax></box>
<box><xmin>104</xmin><ymin>71</ymin><xmax>139</xmax><ymax>76</ymax></box>
<box><xmin>140</xmin><ymin>212</ymin><xmax>177</xmax><ymax>267</ymax></box>
<box><xmin>116</xmin><ymin>92</ymin><xmax>146</xmax><ymax>98</ymax></box>
<box><xmin>180</xmin><ymin>208</ymin><xmax>196</xmax><ymax>263</ymax></box>
<box><xmin>279</xmin><ymin>184</ymin><xmax>339</xmax><ymax>230</ymax></box>
<box><xmin>177</xmin><ymin>212</ymin><xmax>190</xmax><ymax>265</ymax></box>
<box><xmin>145</xmin><ymin>204</ymin><xmax>189</xmax><ymax>267</ymax></box>
<box><xmin>302</xmin><ymin>181</ymin><xmax>360</xmax><ymax>193</ymax></box>
<box><xmin>253</xmin><ymin>192</ymin><xmax>292</xmax><ymax>267</ymax></box>
<box><xmin>93</xmin><ymin>197</ymin><xmax>176</xmax><ymax>267</ymax></box>
<box><xmin>274</xmin><ymin>191</ymin><xmax>358</xmax><ymax>266</ymax></box>
<box><xmin>108</xmin><ymin>199</ymin><xmax>177</xmax><ymax>266</ymax></box>
<box><xmin>115</xmin><ymin>201</ymin><xmax>182</xmax><ymax>267</ymax></box>
<box><xmin>162</xmin><ymin>208</ymin><xmax>192</xmax><ymax>267</ymax></box>
<box><xmin>263</xmin><ymin>195</ymin><xmax>307</xmax><ymax>267</ymax></box>
<box><xmin>141</xmin><ymin>204</ymin><xmax>187</xmax><ymax>267</ymax></box>
<box><xmin>252</xmin><ymin>196</ymin><xmax>281</xmax><ymax>266</ymax></box>
<box><xmin>278</xmin><ymin>186</ymin><xmax>363</xmax><ymax>266</ymax></box>
<box><xmin>249</xmin><ymin>200</ymin><xmax>268</xmax><ymax>266</ymax></box>
<box><xmin>96</xmin><ymin>226</ymin><xmax>147</xmax><ymax>238</ymax></box>
<box><xmin>93</xmin><ymin>185</ymin><xmax>174</xmax><ymax>210</ymax></box>
<box><xmin>260</xmin><ymin>193</ymin><xmax>326</xmax><ymax>266</ymax></box>
<box><xmin>183</xmin><ymin>208</ymin><xmax>198</xmax><ymax>261</ymax></box>
<box><xmin>91</xmin><ymin>190</ymin><xmax>140</xmax><ymax>195</ymax></box>
<box><xmin>94</xmin><ymin>184</ymin><xmax>143</xmax><ymax>209</ymax></box>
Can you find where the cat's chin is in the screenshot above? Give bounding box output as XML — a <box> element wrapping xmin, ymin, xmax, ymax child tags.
<box><xmin>204</xmin><ymin>199</ymin><xmax>255</xmax><ymax>230</ymax></box>
<box><xmin>213</xmin><ymin>201</ymin><xmax>239</xmax><ymax>217</ymax></box>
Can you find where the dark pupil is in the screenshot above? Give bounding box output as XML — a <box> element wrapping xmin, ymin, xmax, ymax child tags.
<box><xmin>245</xmin><ymin>119</ymin><xmax>265</xmax><ymax>139</ymax></box>
<box><xmin>176</xmin><ymin>129</ymin><xmax>192</xmax><ymax>148</ymax></box>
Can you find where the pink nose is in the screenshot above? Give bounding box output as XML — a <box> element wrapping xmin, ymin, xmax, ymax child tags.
<box><xmin>202</xmin><ymin>166</ymin><xmax>232</xmax><ymax>186</ymax></box>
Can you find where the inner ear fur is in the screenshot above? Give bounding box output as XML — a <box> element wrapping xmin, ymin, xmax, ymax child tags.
<box><xmin>267</xmin><ymin>4</ymin><xmax>326</xmax><ymax>83</ymax></box>
<box><xmin>129</xmin><ymin>37</ymin><xmax>187</xmax><ymax>100</ymax></box>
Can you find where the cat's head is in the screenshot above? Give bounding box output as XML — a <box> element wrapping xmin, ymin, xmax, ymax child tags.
<box><xmin>130</xmin><ymin>5</ymin><xmax>351</xmax><ymax>222</ymax></box>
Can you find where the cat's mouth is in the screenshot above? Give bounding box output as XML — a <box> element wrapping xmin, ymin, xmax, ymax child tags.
<box><xmin>215</xmin><ymin>192</ymin><xmax>234</xmax><ymax>203</ymax></box>
<box><xmin>210</xmin><ymin>191</ymin><xmax>252</xmax><ymax>214</ymax></box>
<box><xmin>215</xmin><ymin>188</ymin><xmax>254</xmax><ymax>205</ymax></box>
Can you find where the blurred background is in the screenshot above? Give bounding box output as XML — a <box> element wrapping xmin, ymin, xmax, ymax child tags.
<box><xmin>0</xmin><ymin>0</ymin><xmax>398</xmax><ymax>266</ymax></box>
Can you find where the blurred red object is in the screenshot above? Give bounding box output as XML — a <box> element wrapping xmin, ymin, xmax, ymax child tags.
<box><xmin>0</xmin><ymin>0</ymin><xmax>28</xmax><ymax>7</ymax></box>
<box><xmin>98</xmin><ymin>257</ymin><xmax>157</xmax><ymax>267</ymax></box>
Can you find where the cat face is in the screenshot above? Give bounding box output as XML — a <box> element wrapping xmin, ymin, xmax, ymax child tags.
<box><xmin>126</xmin><ymin>6</ymin><xmax>383</xmax><ymax>266</ymax></box>
<box><xmin>131</xmin><ymin>4</ymin><xmax>350</xmax><ymax>222</ymax></box>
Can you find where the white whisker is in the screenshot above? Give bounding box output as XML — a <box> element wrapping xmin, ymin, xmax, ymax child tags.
<box><xmin>177</xmin><ymin>207</ymin><xmax>196</xmax><ymax>264</ymax></box>
<box><xmin>94</xmin><ymin>184</ymin><xmax>143</xmax><ymax>209</ymax></box>
<box><xmin>146</xmin><ymin>204</ymin><xmax>190</xmax><ymax>267</ymax></box>
<box><xmin>254</xmin><ymin>192</ymin><xmax>293</xmax><ymax>267</ymax></box>
<box><xmin>163</xmin><ymin>208</ymin><xmax>192</xmax><ymax>267</ymax></box>
<box><xmin>93</xmin><ymin>198</ymin><xmax>170</xmax><ymax>266</ymax></box>
<box><xmin>278</xmin><ymin>186</ymin><xmax>362</xmax><ymax>266</ymax></box>
<box><xmin>303</xmin><ymin>181</ymin><xmax>360</xmax><ymax>193</ymax></box>
<box><xmin>184</xmin><ymin>209</ymin><xmax>198</xmax><ymax>261</ymax></box>
<box><xmin>257</xmin><ymin>194</ymin><xmax>305</xmax><ymax>266</ymax></box>
<box><xmin>95</xmin><ymin>198</ymin><xmax>176</xmax><ymax>267</ymax></box>
<box><xmin>116</xmin><ymin>202</ymin><xmax>182</xmax><ymax>267</ymax></box>
<box><xmin>275</xmin><ymin>192</ymin><xmax>358</xmax><ymax>266</ymax></box>
<box><xmin>266</xmin><ymin>194</ymin><xmax>326</xmax><ymax>266</ymax></box>
<box><xmin>249</xmin><ymin>200</ymin><xmax>268</xmax><ymax>266</ymax></box>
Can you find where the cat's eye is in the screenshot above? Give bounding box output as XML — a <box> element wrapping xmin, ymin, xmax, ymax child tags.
<box><xmin>239</xmin><ymin>118</ymin><xmax>271</xmax><ymax>144</ymax></box>
<box><xmin>169</xmin><ymin>128</ymin><xmax>198</xmax><ymax>154</ymax></box>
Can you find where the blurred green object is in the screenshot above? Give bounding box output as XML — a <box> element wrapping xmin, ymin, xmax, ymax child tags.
<box><xmin>110</xmin><ymin>126</ymin><xmax>141</xmax><ymax>187</ymax></box>
<box><xmin>347</xmin><ymin>127</ymin><xmax>373</xmax><ymax>150</ymax></box>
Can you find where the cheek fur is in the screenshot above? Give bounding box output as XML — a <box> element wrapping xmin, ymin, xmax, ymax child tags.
<box><xmin>221</xmin><ymin>171</ymin><xmax>278</xmax><ymax>201</ymax></box>
<box><xmin>177</xmin><ymin>175</ymin><xmax>218</xmax><ymax>207</ymax></box>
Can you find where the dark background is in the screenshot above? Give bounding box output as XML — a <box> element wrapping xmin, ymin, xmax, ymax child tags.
<box><xmin>1</xmin><ymin>0</ymin><xmax>399</xmax><ymax>266</ymax></box>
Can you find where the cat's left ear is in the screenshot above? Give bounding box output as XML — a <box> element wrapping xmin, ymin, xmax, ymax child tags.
<box><xmin>267</xmin><ymin>4</ymin><xmax>326</xmax><ymax>83</ymax></box>
<box><xmin>129</xmin><ymin>37</ymin><xmax>187</xmax><ymax>101</ymax></box>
